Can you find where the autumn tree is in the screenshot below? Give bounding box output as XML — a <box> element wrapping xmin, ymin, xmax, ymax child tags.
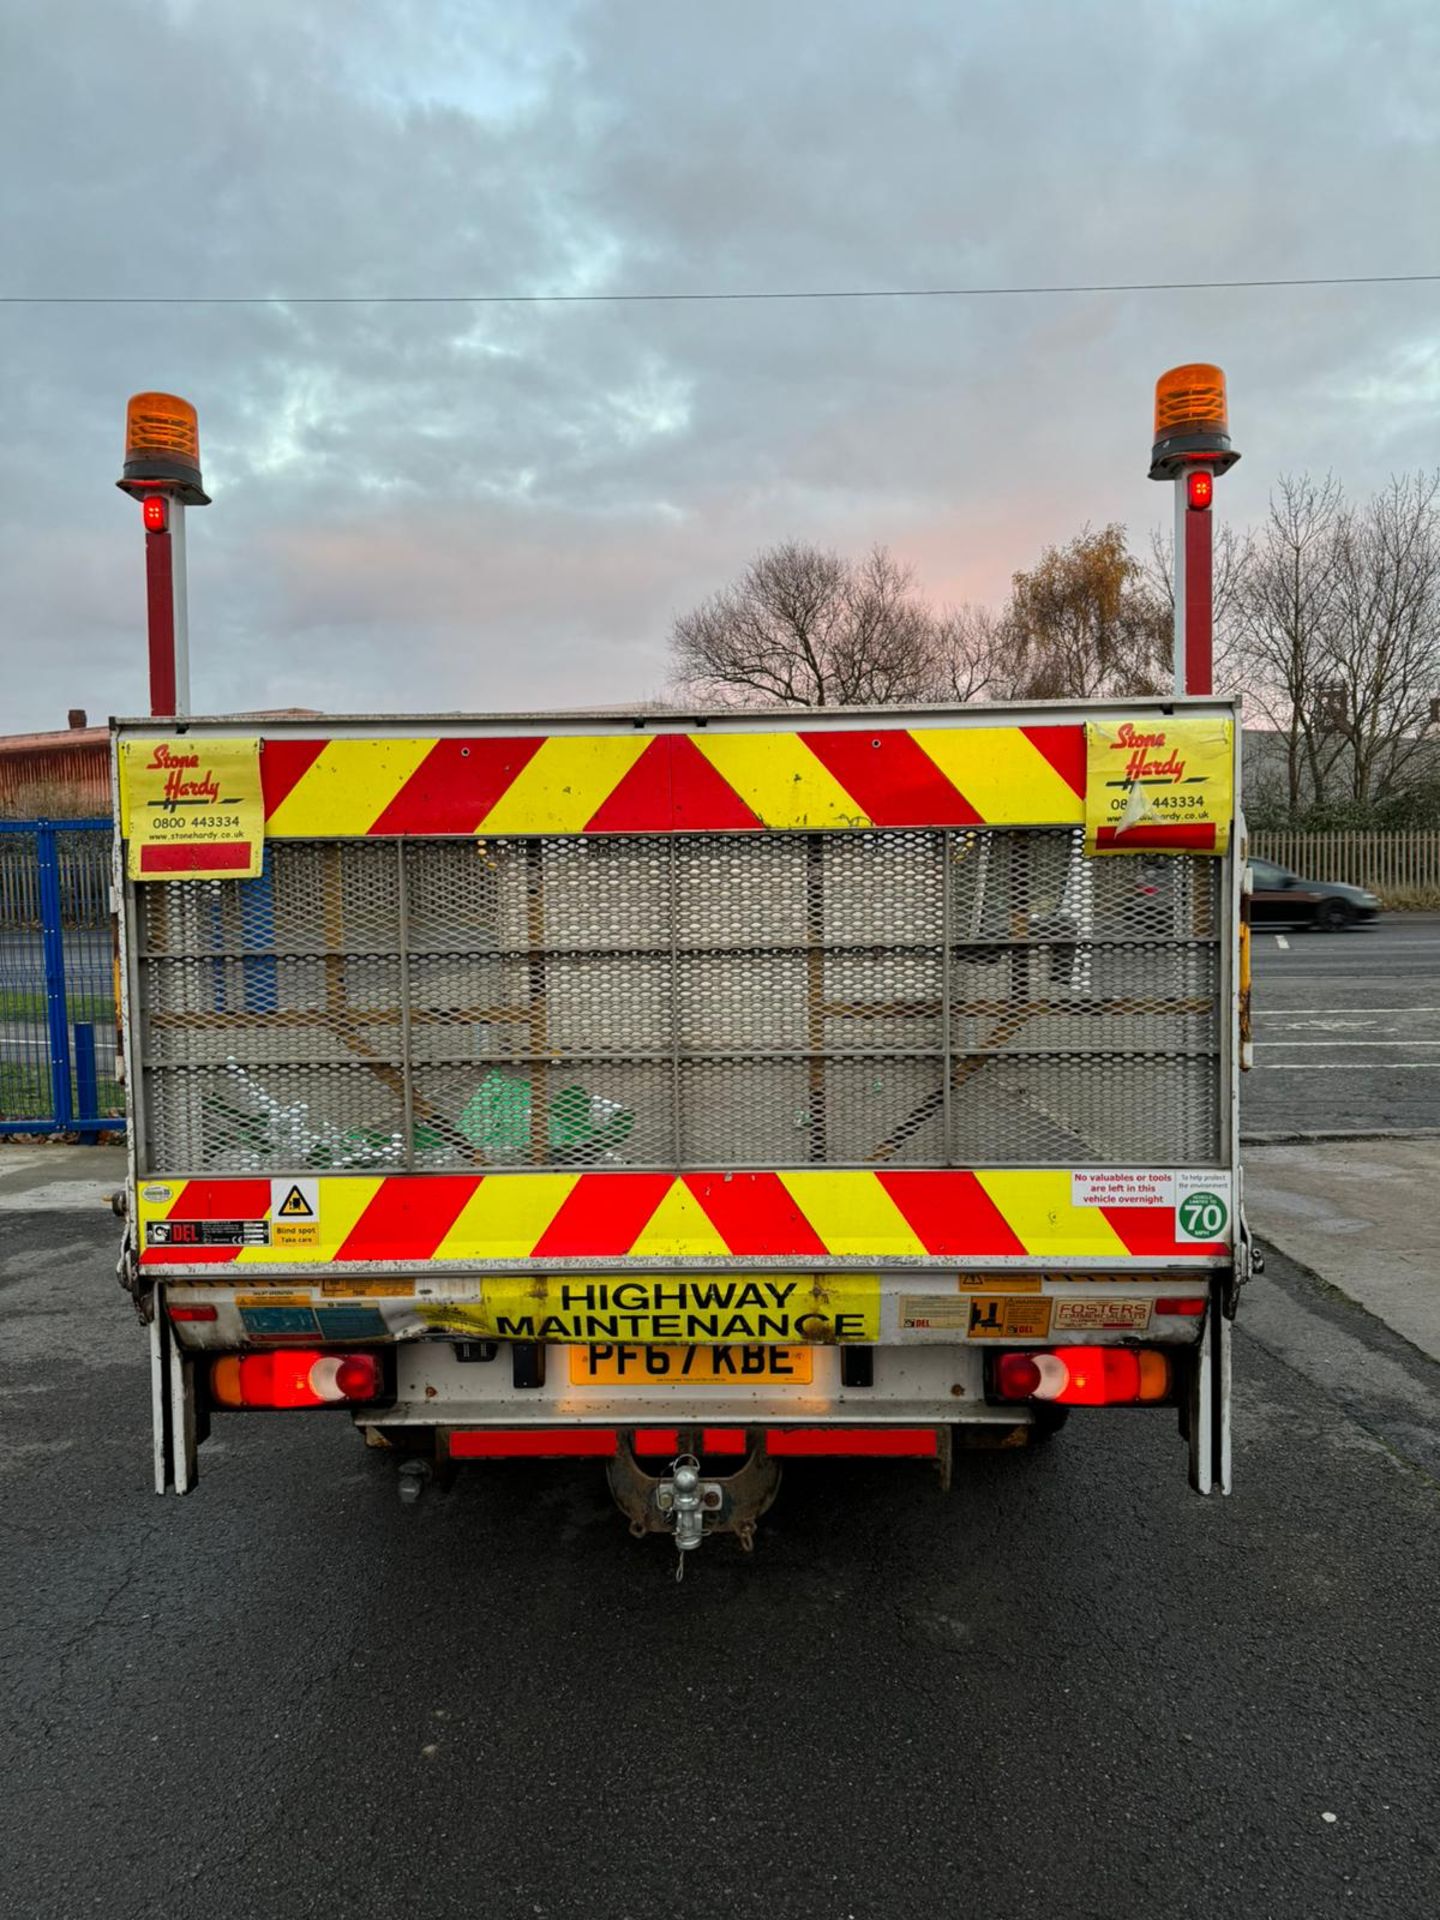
<box><xmin>1002</xmin><ymin>525</ymin><xmax>1169</xmax><ymax>700</ymax></box>
<box><xmin>669</xmin><ymin>542</ymin><xmax>990</xmax><ymax>708</ymax></box>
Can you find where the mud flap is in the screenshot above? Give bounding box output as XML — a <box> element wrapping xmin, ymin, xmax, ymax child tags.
<box><xmin>150</xmin><ymin>1288</ymin><xmax>204</xmax><ymax>1494</ymax></box>
<box><xmin>1187</xmin><ymin>1275</ymin><xmax>1232</xmax><ymax>1495</ymax></box>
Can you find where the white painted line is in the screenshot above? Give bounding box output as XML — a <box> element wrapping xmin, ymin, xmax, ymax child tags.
<box><xmin>1254</xmin><ymin>1007</ymin><xmax>1440</xmax><ymax>1016</ymax></box>
<box><xmin>1258</xmin><ymin>1061</ymin><xmax>1440</xmax><ymax>1070</ymax></box>
<box><xmin>1256</xmin><ymin>1040</ymin><xmax>1440</xmax><ymax>1048</ymax></box>
<box><xmin>1275</xmin><ymin>934</ymin><xmax>1289</xmax><ymax>950</ymax></box>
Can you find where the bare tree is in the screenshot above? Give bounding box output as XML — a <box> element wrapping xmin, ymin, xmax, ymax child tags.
<box><xmin>1002</xmin><ymin>524</ymin><xmax>1168</xmax><ymax>700</ymax></box>
<box><xmin>933</xmin><ymin>603</ymin><xmax>1007</xmax><ymax>702</ymax></box>
<box><xmin>1322</xmin><ymin>473</ymin><xmax>1440</xmax><ymax>802</ymax></box>
<box><xmin>670</xmin><ymin>542</ymin><xmax>950</xmax><ymax>707</ymax></box>
<box><xmin>1234</xmin><ymin>475</ymin><xmax>1346</xmax><ymax>813</ymax></box>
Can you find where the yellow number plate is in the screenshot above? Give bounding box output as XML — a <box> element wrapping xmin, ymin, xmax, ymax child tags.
<box><xmin>568</xmin><ymin>1344</ymin><xmax>814</xmax><ymax>1387</ymax></box>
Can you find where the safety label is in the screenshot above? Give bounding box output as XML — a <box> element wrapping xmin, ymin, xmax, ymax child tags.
<box><xmin>147</xmin><ymin>1218</ymin><xmax>270</xmax><ymax>1249</ymax></box>
<box><xmin>1084</xmin><ymin>715</ymin><xmax>1233</xmax><ymax>855</ymax></box>
<box><xmin>271</xmin><ymin>1178</ymin><xmax>320</xmax><ymax>1248</ymax></box>
<box><xmin>120</xmin><ymin>736</ymin><xmax>264</xmax><ymax>881</ymax></box>
<box><xmin>964</xmin><ymin>1297</ymin><xmax>1055</xmax><ymax>1340</ymax></box>
<box><xmin>412</xmin><ymin>1274</ymin><xmax>879</xmax><ymax>1344</ymax></box>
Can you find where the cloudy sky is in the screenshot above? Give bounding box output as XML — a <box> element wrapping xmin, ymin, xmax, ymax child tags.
<box><xmin>1</xmin><ymin>0</ymin><xmax>1436</xmax><ymax>732</ymax></box>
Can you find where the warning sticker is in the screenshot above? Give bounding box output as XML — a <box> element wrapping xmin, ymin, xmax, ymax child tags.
<box><xmin>147</xmin><ymin>1218</ymin><xmax>270</xmax><ymax>1249</ymax></box>
<box><xmin>1072</xmin><ymin>1171</ymin><xmax>1175</xmax><ymax>1209</ymax></box>
<box><xmin>412</xmin><ymin>1274</ymin><xmax>879</xmax><ymax>1345</ymax></box>
<box><xmin>270</xmin><ymin>1178</ymin><xmax>320</xmax><ymax>1248</ymax></box>
<box><xmin>1053</xmin><ymin>1298</ymin><xmax>1152</xmax><ymax>1332</ymax></box>
<box><xmin>120</xmin><ymin>736</ymin><xmax>264</xmax><ymax>882</ymax></box>
<box><xmin>1084</xmin><ymin>715</ymin><xmax>1233</xmax><ymax>855</ymax></box>
<box><xmin>899</xmin><ymin>1296</ymin><xmax>974</xmax><ymax>1331</ymax></box>
<box><xmin>964</xmin><ymin>1297</ymin><xmax>1055</xmax><ymax>1340</ymax></box>
<box><xmin>1175</xmin><ymin>1171</ymin><xmax>1232</xmax><ymax>1243</ymax></box>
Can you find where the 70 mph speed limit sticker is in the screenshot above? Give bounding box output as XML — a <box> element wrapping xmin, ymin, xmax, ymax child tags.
<box><xmin>1176</xmin><ymin>1174</ymin><xmax>1231</xmax><ymax>1243</ymax></box>
<box><xmin>1072</xmin><ymin>1170</ymin><xmax>1232</xmax><ymax>1244</ymax></box>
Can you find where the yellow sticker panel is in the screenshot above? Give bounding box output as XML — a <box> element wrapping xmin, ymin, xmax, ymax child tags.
<box><xmin>120</xmin><ymin>736</ymin><xmax>264</xmax><ymax>881</ymax></box>
<box><xmin>413</xmin><ymin>1272</ymin><xmax>880</xmax><ymax>1343</ymax></box>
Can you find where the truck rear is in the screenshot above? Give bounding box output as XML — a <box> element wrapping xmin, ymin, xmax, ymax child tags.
<box><xmin>115</xmin><ymin>699</ymin><xmax>1247</xmax><ymax>1553</ymax></box>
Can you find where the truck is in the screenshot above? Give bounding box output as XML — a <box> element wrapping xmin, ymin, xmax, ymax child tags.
<box><xmin>113</xmin><ymin>698</ymin><xmax>1249</xmax><ymax>1559</ymax></box>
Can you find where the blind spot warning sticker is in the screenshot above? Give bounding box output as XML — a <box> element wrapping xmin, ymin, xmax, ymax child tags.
<box><xmin>271</xmin><ymin>1179</ymin><xmax>320</xmax><ymax>1246</ymax></box>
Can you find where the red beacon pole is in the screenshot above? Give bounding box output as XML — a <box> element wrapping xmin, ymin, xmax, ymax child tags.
<box><xmin>1148</xmin><ymin>365</ymin><xmax>1239</xmax><ymax>698</ymax></box>
<box><xmin>116</xmin><ymin>393</ymin><xmax>211</xmax><ymax>718</ymax></box>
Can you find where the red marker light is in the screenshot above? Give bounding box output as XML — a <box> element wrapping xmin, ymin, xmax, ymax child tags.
<box><xmin>1187</xmin><ymin>469</ymin><xmax>1213</xmax><ymax>511</ymax></box>
<box><xmin>142</xmin><ymin>494</ymin><xmax>168</xmax><ymax>533</ymax></box>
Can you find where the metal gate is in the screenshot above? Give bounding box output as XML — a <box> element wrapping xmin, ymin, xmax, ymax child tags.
<box><xmin>0</xmin><ymin>818</ymin><xmax>123</xmax><ymax>1138</ymax></box>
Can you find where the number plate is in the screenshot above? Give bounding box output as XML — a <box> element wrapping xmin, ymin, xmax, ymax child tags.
<box><xmin>568</xmin><ymin>1344</ymin><xmax>814</xmax><ymax>1387</ymax></box>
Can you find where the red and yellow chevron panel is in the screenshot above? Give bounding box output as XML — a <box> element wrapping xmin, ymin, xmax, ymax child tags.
<box><xmin>255</xmin><ymin>726</ymin><xmax>1088</xmax><ymax>838</ymax></box>
<box><xmin>137</xmin><ymin>1169</ymin><xmax>1227</xmax><ymax>1269</ymax></box>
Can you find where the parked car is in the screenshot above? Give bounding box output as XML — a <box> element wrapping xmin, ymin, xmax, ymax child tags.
<box><xmin>1248</xmin><ymin>858</ymin><xmax>1381</xmax><ymax>931</ymax></box>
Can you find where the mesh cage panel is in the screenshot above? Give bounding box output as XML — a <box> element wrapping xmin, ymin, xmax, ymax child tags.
<box><xmin>133</xmin><ymin>830</ymin><xmax>1223</xmax><ymax>1172</ymax></box>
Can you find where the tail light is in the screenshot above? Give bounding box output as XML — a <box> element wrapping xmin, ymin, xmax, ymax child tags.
<box><xmin>991</xmin><ymin>1347</ymin><xmax>1172</xmax><ymax>1406</ymax></box>
<box><xmin>209</xmin><ymin>1349</ymin><xmax>386</xmax><ymax>1410</ymax></box>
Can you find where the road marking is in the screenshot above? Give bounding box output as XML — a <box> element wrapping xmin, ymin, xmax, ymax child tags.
<box><xmin>1254</xmin><ymin>1007</ymin><xmax>1440</xmax><ymax>1016</ymax></box>
<box><xmin>1256</xmin><ymin>1040</ymin><xmax>1440</xmax><ymax>1048</ymax></box>
<box><xmin>1275</xmin><ymin>935</ymin><xmax>1289</xmax><ymax>950</ymax></box>
<box><xmin>1258</xmin><ymin>1061</ymin><xmax>1440</xmax><ymax>1071</ymax></box>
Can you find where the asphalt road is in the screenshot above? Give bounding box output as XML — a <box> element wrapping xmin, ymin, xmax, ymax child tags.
<box><xmin>3</xmin><ymin>1202</ymin><xmax>1438</xmax><ymax>1920</ymax></box>
<box><xmin>1246</xmin><ymin>913</ymin><xmax>1440</xmax><ymax>1137</ymax></box>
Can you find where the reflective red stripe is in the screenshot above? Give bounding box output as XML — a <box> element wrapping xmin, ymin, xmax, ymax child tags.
<box><xmin>798</xmin><ymin>729</ymin><xmax>981</xmax><ymax>827</ymax></box>
<box><xmin>334</xmin><ymin>1175</ymin><xmax>478</xmax><ymax>1263</ymax></box>
<box><xmin>448</xmin><ymin>1429</ymin><xmax>618</xmax><ymax>1458</ymax></box>
<box><xmin>682</xmin><ymin>1172</ymin><xmax>829</xmax><ymax>1257</ymax></box>
<box><xmin>367</xmin><ymin>737</ymin><xmax>545</xmax><ymax>835</ymax></box>
<box><xmin>876</xmin><ymin>1169</ymin><xmax>1027</xmax><ymax>1257</ymax></box>
<box><xmin>665</xmin><ymin>735</ymin><xmax>766</xmax><ymax>831</ymax></box>
<box><xmin>632</xmin><ymin>1428</ymin><xmax>680</xmax><ymax>1455</ymax></box>
<box><xmin>765</xmin><ymin>1428</ymin><xmax>938</xmax><ymax>1457</ymax></box>
<box><xmin>530</xmin><ymin>1172</ymin><xmax>675</xmax><ymax>1259</ymax></box>
<box><xmin>260</xmin><ymin>738</ymin><xmax>329</xmax><ymax>817</ymax></box>
<box><xmin>1019</xmin><ymin>724</ymin><xmax>1087</xmax><ymax>798</ymax></box>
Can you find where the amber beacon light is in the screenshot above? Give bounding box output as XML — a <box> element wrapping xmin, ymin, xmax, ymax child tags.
<box><xmin>118</xmin><ymin>391</ymin><xmax>210</xmax><ymax>505</ymax></box>
<box><xmin>1148</xmin><ymin>362</ymin><xmax>1239</xmax><ymax>698</ymax></box>
<box><xmin>116</xmin><ymin>390</ymin><xmax>211</xmax><ymax>719</ymax></box>
<box><xmin>1149</xmin><ymin>363</ymin><xmax>1238</xmax><ymax>481</ymax></box>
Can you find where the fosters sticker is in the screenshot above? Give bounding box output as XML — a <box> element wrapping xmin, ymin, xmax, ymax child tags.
<box><xmin>120</xmin><ymin>736</ymin><xmax>264</xmax><ymax>881</ymax></box>
<box><xmin>1085</xmin><ymin>716</ymin><xmax>1233</xmax><ymax>855</ymax></box>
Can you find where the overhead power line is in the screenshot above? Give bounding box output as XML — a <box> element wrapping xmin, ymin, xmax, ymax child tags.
<box><xmin>1</xmin><ymin>271</ymin><xmax>1437</xmax><ymax>307</ymax></box>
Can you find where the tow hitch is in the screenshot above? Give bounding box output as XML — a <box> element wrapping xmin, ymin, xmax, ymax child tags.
<box><xmin>606</xmin><ymin>1435</ymin><xmax>782</xmax><ymax>1567</ymax></box>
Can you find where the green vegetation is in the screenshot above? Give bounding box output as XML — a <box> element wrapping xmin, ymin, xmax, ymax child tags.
<box><xmin>0</xmin><ymin>990</ymin><xmax>115</xmax><ymax>1023</ymax></box>
<box><xmin>0</xmin><ymin>1062</ymin><xmax>124</xmax><ymax>1123</ymax></box>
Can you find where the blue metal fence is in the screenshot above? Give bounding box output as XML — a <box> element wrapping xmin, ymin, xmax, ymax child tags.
<box><xmin>0</xmin><ymin>819</ymin><xmax>123</xmax><ymax>1139</ymax></box>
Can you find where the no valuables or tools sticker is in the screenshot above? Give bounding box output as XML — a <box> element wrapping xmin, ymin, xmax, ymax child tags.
<box><xmin>120</xmin><ymin>736</ymin><xmax>264</xmax><ymax>881</ymax></box>
<box><xmin>1072</xmin><ymin>1169</ymin><xmax>1233</xmax><ymax>1245</ymax></box>
<box><xmin>1084</xmin><ymin>715</ymin><xmax>1233</xmax><ymax>855</ymax></box>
